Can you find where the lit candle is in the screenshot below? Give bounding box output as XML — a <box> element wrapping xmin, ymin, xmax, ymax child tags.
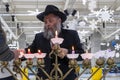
<box><xmin>38</xmin><ymin>49</ymin><xmax>42</xmax><ymax>60</ymax></box>
<box><xmin>38</xmin><ymin>50</ymin><xmax>41</xmax><ymax>54</ymax></box>
<box><xmin>55</xmin><ymin>30</ymin><xmax>58</xmax><ymax>38</ymax></box>
<box><xmin>28</xmin><ymin>49</ymin><xmax>31</xmax><ymax>54</ymax></box>
<box><xmin>28</xmin><ymin>49</ymin><xmax>31</xmax><ymax>60</ymax></box>
<box><xmin>72</xmin><ymin>46</ymin><xmax>75</xmax><ymax>54</ymax></box>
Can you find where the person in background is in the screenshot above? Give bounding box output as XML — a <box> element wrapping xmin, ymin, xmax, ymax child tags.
<box><xmin>26</xmin><ymin>5</ymin><xmax>84</xmax><ymax>80</ymax></box>
<box><xmin>0</xmin><ymin>25</ymin><xmax>20</xmax><ymax>80</ymax></box>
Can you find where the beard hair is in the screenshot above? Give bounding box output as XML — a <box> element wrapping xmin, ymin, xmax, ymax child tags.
<box><xmin>43</xmin><ymin>22</ymin><xmax>61</xmax><ymax>40</ymax></box>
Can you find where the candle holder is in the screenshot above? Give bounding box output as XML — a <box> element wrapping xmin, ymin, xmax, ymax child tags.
<box><xmin>35</xmin><ymin>36</ymin><xmax>79</xmax><ymax>80</ymax></box>
<box><xmin>93</xmin><ymin>50</ymin><xmax>116</xmax><ymax>80</ymax></box>
<box><xmin>87</xmin><ymin>57</ymin><xmax>105</xmax><ymax>80</ymax></box>
<box><xmin>13</xmin><ymin>59</ymin><xmax>30</xmax><ymax>80</ymax></box>
<box><xmin>35</xmin><ymin>53</ymin><xmax>46</xmax><ymax>67</ymax></box>
<box><xmin>66</xmin><ymin>54</ymin><xmax>79</xmax><ymax>79</ymax></box>
<box><xmin>13</xmin><ymin>59</ymin><xmax>22</xmax><ymax>78</ymax></box>
<box><xmin>35</xmin><ymin>53</ymin><xmax>46</xmax><ymax>68</ymax></box>
<box><xmin>100</xmin><ymin>57</ymin><xmax>116</xmax><ymax>80</ymax></box>
<box><xmin>36</xmin><ymin>53</ymin><xmax>49</xmax><ymax>80</ymax></box>
<box><xmin>37</xmin><ymin>58</ymin><xmax>52</xmax><ymax>80</ymax></box>
<box><xmin>51</xmin><ymin>38</ymin><xmax>64</xmax><ymax>45</ymax></box>
<box><xmin>0</xmin><ymin>42</ymin><xmax>117</xmax><ymax>80</ymax></box>
<box><xmin>77</xmin><ymin>51</ymin><xmax>93</xmax><ymax>79</ymax></box>
<box><xmin>0</xmin><ymin>61</ymin><xmax>18</xmax><ymax>80</ymax></box>
<box><xmin>24</xmin><ymin>55</ymin><xmax>41</xmax><ymax>80</ymax></box>
<box><xmin>35</xmin><ymin>53</ymin><xmax>46</xmax><ymax>59</ymax></box>
<box><xmin>67</xmin><ymin>54</ymin><xmax>79</xmax><ymax>59</ymax></box>
<box><xmin>0</xmin><ymin>53</ymin><xmax>117</xmax><ymax>80</ymax></box>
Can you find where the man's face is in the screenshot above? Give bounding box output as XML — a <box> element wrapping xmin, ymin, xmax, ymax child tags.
<box><xmin>43</xmin><ymin>14</ymin><xmax>61</xmax><ymax>40</ymax></box>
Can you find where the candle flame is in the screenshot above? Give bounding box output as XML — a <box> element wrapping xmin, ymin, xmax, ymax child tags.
<box><xmin>38</xmin><ymin>49</ymin><xmax>42</xmax><ymax>55</ymax></box>
<box><xmin>28</xmin><ymin>49</ymin><xmax>30</xmax><ymax>52</ymax></box>
<box><xmin>28</xmin><ymin>49</ymin><xmax>31</xmax><ymax>60</ymax></box>
<box><xmin>72</xmin><ymin>46</ymin><xmax>75</xmax><ymax>54</ymax></box>
<box><xmin>38</xmin><ymin>50</ymin><xmax>41</xmax><ymax>53</ymax></box>
<box><xmin>28</xmin><ymin>49</ymin><xmax>31</xmax><ymax>54</ymax></box>
<box><xmin>72</xmin><ymin>46</ymin><xmax>74</xmax><ymax>51</ymax></box>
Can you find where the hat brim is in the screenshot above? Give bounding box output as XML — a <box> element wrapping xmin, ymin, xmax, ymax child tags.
<box><xmin>37</xmin><ymin>11</ymin><xmax>67</xmax><ymax>22</ymax></box>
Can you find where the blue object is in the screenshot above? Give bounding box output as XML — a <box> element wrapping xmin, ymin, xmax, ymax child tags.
<box><xmin>111</xmin><ymin>41</ymin><xmax>116</xmax><ymax>47</ymax></box>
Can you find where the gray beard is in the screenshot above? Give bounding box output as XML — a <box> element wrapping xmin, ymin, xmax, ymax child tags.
<box><xmin>43</xmin><ymin>30</ymin><xmax>54</xmax><ymax>40</ymax></box>
<box><xmin>43</xmin><ymin>23</ymin><xmax>61</xmax><ymax>40</ymax></box>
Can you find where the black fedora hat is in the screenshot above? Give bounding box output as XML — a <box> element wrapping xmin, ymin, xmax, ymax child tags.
<box><xmin>37</xmin><ymin>5</ymin><xmax>67</xmax><ymax>22</ymax></box>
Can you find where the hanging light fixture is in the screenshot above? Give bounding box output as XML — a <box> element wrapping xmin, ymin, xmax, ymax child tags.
<box><xmin>64</xmin><ymin>9</ymin><xmax>77</xmax><ymax>16</ymax></box>
<box><xmin>11</xmin><ymin>15</ymin><xmax>15</xmax><ymax>22</ymax></box>
<box><xmin>5</xmin><ymin>3</ymin><xmax>9</xmax><ymax>12</ymax></box>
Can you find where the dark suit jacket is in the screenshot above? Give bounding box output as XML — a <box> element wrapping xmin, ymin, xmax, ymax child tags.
<box><xmin>26</xmin><ymin>29</ymin><xmax>84</xmax><ymax>80</ymax></box>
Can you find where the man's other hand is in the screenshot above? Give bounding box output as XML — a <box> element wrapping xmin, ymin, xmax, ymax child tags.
<box><xmin>58</xmin><ymin>48</ymin><xmax>68</xmax><ymax>58</ymax></box>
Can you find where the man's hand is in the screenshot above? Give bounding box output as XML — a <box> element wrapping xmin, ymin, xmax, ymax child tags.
<box><xmin>12</xmin><ymin>49</ymin><xmax>20</xmax><ymax>60</ymax></box>
<box><xmin>58</xmin><ymin>48</ymin><xmax>68</xmax><ymax>59</ymax></box>
<box><xmin>74</xmin><ymin>78</ymin><xmax>78</xmax><ymax>80</ymax></box>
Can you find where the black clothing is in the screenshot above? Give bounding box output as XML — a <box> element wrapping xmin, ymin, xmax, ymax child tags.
<box><xmin>26</xmin><ymin>29</ymin><xmax>84</xmax><ymax>80</ymax></box>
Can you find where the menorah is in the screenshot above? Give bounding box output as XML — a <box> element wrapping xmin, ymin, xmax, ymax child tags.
<box><xmin>0</xmin><ymin>34</ymin><xmax>80</xmax><ymax>80</ymax></box>
<box><xmin>0</xmin><ymin>53</ymin><xmax>116</xmax><ymax>80</ymax></box>
<box><xmin>0</xmin><ymin>33</ymin><xmax>117</xmax><ymax>80</ymax></box>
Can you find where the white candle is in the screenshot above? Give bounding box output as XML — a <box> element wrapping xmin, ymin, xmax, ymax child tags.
<box><xmin>55</xmin><ymin>31</ymin><xmax>58</xmax><ymax>38</ymax></box>
<box><xmin>72</xmin><ymin>46</ymin><xmax>75</xmax><ymax>54</ymax></box>
<box><xmin>28</xmin><ymin>49</ymin><xmax>32</xmax><ymax>60</ymax></box>
<box><xmin>38</xmin><ymin>50</ymin><xmax>41</xmax><ymax>54</ymax></box>
<box><xmin>28</xmin><ymin>49</ymin><xmax>31</xmax><ymax>54</ymax></box>
<box><xmin>38</xmin><ymin>49</ymin><xmax>42</xmax><ymax>59</ymax></box>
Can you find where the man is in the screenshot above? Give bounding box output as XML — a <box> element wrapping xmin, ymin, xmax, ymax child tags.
<box><xmin>26</xmin><ymin>5</ymin><xmax>84</xmax><ymax>80</ymax></box>
<box><xmin>0</xmin><ymin>25</ymin><xmax>20</xmax><ymax>80</ymax></box>
<box><xmin>0</xmin><ymin>26</ymin><xmax>19</xmax><ymax>61</ymax></box>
